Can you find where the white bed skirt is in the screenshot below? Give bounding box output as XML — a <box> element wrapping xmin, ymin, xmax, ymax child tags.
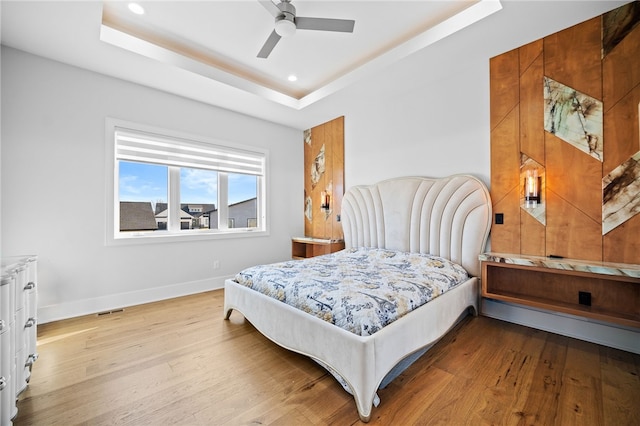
<box><xmin>224</xmin><ymin>276</ymin><xmax>479</xmax><ymax>422</ymax></box>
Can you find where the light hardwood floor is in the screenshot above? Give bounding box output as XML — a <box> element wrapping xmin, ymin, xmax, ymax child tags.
<box><xmin>14</xmin><ymin>290</ymin><xmax>640</xmax><ymax>425</ymax></box>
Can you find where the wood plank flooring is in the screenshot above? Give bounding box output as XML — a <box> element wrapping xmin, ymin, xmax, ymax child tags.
<box><xmin>14</xmin><ymin>290</ymin><xmax>640</xmax><ymax>425</ymax></box>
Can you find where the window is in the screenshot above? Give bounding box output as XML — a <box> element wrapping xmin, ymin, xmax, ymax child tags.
<box><xmin>107</xmin><ymin>119</ymin><xmax>267</xmax><ymax>244</ymax></box>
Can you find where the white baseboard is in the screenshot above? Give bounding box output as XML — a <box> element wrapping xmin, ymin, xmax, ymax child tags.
<box><xmin>482</xmin><ymin>299</ymin><xmax>640</xmax><ymax>354</ymax></box>
<box><xmin>37</xmin><ymin>275</ymin><xmax>231</xmax><ymax>324</ymax></box>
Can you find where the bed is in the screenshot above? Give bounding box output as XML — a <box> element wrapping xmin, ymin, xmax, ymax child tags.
<box><xmin>224</xmin><ymin>174</ymin><xmax>491</xmax><ymax>421</ymax></box>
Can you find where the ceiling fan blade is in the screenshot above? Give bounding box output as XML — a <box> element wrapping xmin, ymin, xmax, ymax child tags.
<box><xmin>258</xmin><ymin>0</ymin><xmax>281</xmax><ymax>18</ymax></box>
<box><xmin>295</xmin><ymin>17</ymin><xmax>355</xmax><ymax>33</ymax></box>
<box><xmin>257</xmin><ymin>30</ymin><xmax>282</xmax><ymax>58</ymax></box>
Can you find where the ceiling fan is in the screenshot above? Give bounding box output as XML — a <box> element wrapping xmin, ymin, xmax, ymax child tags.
<box><xmin>257</xmin><ymin>0</ymin><xmax>355</xmax><ymax>58</ymax></box>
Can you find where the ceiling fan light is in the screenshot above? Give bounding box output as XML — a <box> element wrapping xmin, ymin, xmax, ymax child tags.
<box><xmin>275</xmin><ymin>18</ymin><xmax>296</xmax><ymax>38</ymax></box>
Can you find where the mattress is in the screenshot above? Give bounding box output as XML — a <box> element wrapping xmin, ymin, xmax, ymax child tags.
<box><xmin>233</xmin><ymin>247</ymin><xmax>470</xmax><ymax>336</ymax></box>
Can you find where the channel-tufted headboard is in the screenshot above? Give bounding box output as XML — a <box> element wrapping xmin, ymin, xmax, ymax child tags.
<box><xmin>341</xmin><ymin>175</ymin><xmax>492</xmax><ymax>277</ymax></box>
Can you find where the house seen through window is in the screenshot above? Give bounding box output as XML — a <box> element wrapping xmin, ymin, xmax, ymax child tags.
<box><xmin>112</xmin><ymin>122</ymin><xmax>266</xmax><ymax>240</ymax></box>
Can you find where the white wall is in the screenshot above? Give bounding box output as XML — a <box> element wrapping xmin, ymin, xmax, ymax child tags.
<box><xmin>1</xmin><ymin>47</ymin><xmax>303</xmax><ymax>323</ymax></box>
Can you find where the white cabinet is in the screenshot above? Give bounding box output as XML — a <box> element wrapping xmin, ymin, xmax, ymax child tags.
<box><xmin>1</xmin><ymin>256</ymin><xmax>38</xmax><ymax>425</ymax></box>
<box><xmin>0</xmin><ymin>274</ymin><xmax>15</xmax><ymax>426</ymax></box>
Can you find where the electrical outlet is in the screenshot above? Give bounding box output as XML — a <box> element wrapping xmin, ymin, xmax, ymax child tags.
<box><xmin>213</xmin><ymin>260</ymin><xmax>220</xmax><ymax>270</ymax></box>
<box><xmin>578</xmin><ymin>291</ymin><xmax>591</xmax><ymax>306</ymax></box>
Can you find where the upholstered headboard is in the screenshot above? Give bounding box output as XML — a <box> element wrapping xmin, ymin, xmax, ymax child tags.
<box><xmin>341</xmin><ymin>175</ymin><xmax>492</xmax><ymax>277</ymax></box>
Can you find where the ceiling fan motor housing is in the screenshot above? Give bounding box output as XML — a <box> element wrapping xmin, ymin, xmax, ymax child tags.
<box><xmin>257</xmin><ymin>0</ymin><xmax>355</xmax><ymax>58</ymax></box>
<box><xmin>275</xmin><ymin>1</ymin><xmax>296</xmax><ymax>37</ymax></box>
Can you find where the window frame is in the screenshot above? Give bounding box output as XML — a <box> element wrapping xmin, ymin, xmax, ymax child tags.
<box><xmin>105</xmin><ymin>118</ymin><xmax>269</xmax><ymax>245</ymax></box>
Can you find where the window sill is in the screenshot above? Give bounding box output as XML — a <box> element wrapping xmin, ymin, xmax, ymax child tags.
<box><xmin>106</xmin><ymin>228</ymin><xmax>269</xmax><ymax>246</ymax></box>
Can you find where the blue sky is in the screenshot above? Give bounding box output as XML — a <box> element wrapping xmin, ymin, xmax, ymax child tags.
<box><xmin>119</xmin><ymin>161</ymin><xmax>256</xmax><ymax>206</ymax></box>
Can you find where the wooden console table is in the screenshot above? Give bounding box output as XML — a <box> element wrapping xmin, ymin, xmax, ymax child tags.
<box><xmin>291</xmin><ymin>237</ymin><xmax>345</xmax><ymax>260</ymax></box>
<box><xmin>479</xmin><ymin>253</ymin><xmax>640</xmax><ymax>329</ymax></box>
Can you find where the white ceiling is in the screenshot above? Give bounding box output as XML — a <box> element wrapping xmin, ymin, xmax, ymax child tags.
<box><xmin>103</xmin><ymin>1</ymin><xmax>479</xmax><ymax>98</ymax></box>
<box><xmin>1</xmin><ymin>1</ymin><xmax>629</xmax><ymax>130</ymax></box>
<box><xmin>0</xmin><ymin>0</ymin><xmax>502</xmax><ymax>127</ymax></box>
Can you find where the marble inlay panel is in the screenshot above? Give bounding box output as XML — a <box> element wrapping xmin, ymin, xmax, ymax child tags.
<box><xmin>602</xmin><ymin>1</ymin><xmax>640</xmax><ymax>58</ymax></box>
<box><xmin>602</xmin><ymin>150</ymin><xmax>640</xmax><ymax>234</ymax></box>
<box><xmin>479</xmin><ymin>252</ymin><xmax>640</xmax><ymax>279</ymax></box>
<box><xmin>543</xmin><ymin>76</ymin><xmax>603</xmax><ymax>161</ymax></box>
<box><xmin>520</xmin><ymin>154</ymin><xmax>545</xmax><ymax>225</ymax></box>
<box><xmin>305</xmin><ymin>195</ymin><xmax>313</xmax><ymax>223</ymax></box>
<box><xmin>310</xmin><ymin>144</ymin><xmax>325</xmax><ymax>188</ymax></box>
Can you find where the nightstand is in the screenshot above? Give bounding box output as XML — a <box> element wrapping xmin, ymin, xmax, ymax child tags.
<box><xmin>291</xmin><ymin>237</ymin><xmax>345</xmax><ymax>259</ymax></box>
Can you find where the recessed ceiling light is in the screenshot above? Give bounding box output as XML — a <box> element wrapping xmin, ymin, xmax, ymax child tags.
<box><xmin>128</xmin><ymin>3</ymin><xmax>145</xmax><ymax>15</ymax></box>
<box><xmin>287</xmin><ymin>75</ymin><xmax>298</xmax><ymax>82</ymax></box>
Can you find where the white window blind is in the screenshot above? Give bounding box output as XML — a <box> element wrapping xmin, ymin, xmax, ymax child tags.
<box><xmin>115</xmin><ymin>127</ymin><xmax>265</xmax><ymax>176</ymax></box>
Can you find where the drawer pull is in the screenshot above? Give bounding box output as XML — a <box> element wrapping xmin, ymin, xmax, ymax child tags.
<box><xmin>0</xmin><ymin>319</ymin><xmax>4</xmax><ymax>331</ymax></box>
<box><xmin>25</xmin><ymin>318</ymin><xmax>36</xmax><ymax>328</ymax></box>
<box><xmin>0</xmin><ymin>377</ymin><xmax>5</xmax><ymax>391</ymax></box>
<box><xmin>24</xmin><ymin>282</ymin><xmax>36</xmax><ymax>290</ymax></box>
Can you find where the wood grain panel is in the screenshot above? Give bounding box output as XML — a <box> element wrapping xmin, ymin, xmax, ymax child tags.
<box><xmin>520</xmin><ymin>209</ymin><xmax>545</xmax><ymax>256</ymax></box>
<box><xmin>545</xmin><ymin>190</ymin><xmax>602</xmax><ymax>261</ymax></box>
<box><xmin>304</xmin><ymin>125</ymin><xmax>323</xmax><ymax>238</ymax></box>
<box><xmin>544</xmin><ymin>17</ymin><xmax>602</xmax><ymax>100</ymax></box>
<box><xmin>304</xmin><ymin>130</ymin><xmax>313</xmax><ymax>237</ymax></box>
<box><xmin>519</xmin><ymin>52</ymin><xmax>545</xmax><ymax>164</ymax></box>
<box><xmin>603</xmin><ymin>214</ymin><xmax>640</xmax><ymax>264</ymax></box>
<box><xmin>545</xmin><ymin>132</ymin><xmax>603</xmax><ymax>223</ymax></box>
<box><xmin>519</xmin><ymin>39</ymin><xmax>543</xmax><ymax>76</ymax></box>
<box><xmin>490</xmin><ymin>187</ymin><xmax>521</xmax><ymax>254</ymax></box>
<box><xmin>490</xmin><ymin>105</ymin><xmax>520</xmax><ymax>206</ymax></box>
<box><xmin>603</xmin><ymin>18</ymin><xmax>640</xmax><ymax>109</ymax></box>
<box><xmin>490</xmin><ymin>5</ymin><xmax>639</xmax><ymax>264</ymax></box>
<box><xmin>603</xmin><ymin>84</ymin><xmax>640</xmax><ymax>174</ymax></box>
<box><xmin>304</xmin><ymin>117</ymin><xmax>344</xmax><ymax>240</ymax></box>
<box><xmin>490</xmin><ymin>48</ymin><xmax>519</xmax><ymax>132</ymax></box>
<box><xmin>544</xmin><ymin>17</ymin><xmax>602</xmax><ymax>99</ymax></box>
<box><xmin>330</xmin><ymin>116</ymin><xmax>345</xmax><ymax>240</ymax></box>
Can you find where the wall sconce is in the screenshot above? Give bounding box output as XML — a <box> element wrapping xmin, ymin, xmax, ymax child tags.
<box><xmin>321</xmin><ymin>191</ymin><xmax>331</xmax><ymax>211</ymax></box>
<box><xmin>524</xmin><ymin>169</ymin><xmax>541</xmax><ymax>208</ymax></box>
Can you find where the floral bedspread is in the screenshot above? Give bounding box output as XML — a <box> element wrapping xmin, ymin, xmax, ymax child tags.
<box><xmin>233</xmin><ymin>247</ymin><xmax>470</xmax><ymax>336</ymax></box>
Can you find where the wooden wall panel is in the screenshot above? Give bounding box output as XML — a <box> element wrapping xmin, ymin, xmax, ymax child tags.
<box><xmin>604</xmin><ymin>215</ymin><xmax>640</xmax><ymax>264</ymax></box>
<box><xmin>490</xmin><ymin>4</ymin><xmax>640</xmax><ymax>265</ymax></box>
<box><xmin>518</xmin><ymin>40</ymin><xmax>546</xmax><ymax>258</ymax></box>
<box><xmin>601</xmin><ymin>5</ymin><xmax>640</xmax><ymax>264</ymax></box>
<box><xmin>543</xmin><ymin>17</ymin><xmax>602</xmax><ymax>100</ymax></box>
<box><xmin>519</xmin><ymin>39</ymin><xmax>543</xmax><ymax>74</ymax></box>
<box><xmin>604</xmin><ymin>84</ymin><xmax>640</xmax><ymax>174</ymax></box>
<box><xmin>329</xmin><ymin>116</ymin><xmax>345</xmax><ymax>240</ymax></box>
<box><xmin>490</xmin><ymin>102</ymin><xmax>520</xmax><ymax>254</ymax></box>
<box><xmin>309</xmin><ymin>123</ymin><xmax>325</xmax><ymax>238</ymax></box>
<box><xmin>304</xmin><ymin>116</ymin><xmax>344</xmax><ymax>240</ymax></box>
<box><xmin>519</xmin><ymin>52</ymin><xmax>545</xmax><ymax>164</ymax></box>
<box><xmin>490</xmin><ymin>188</ymin><xmax>521</xmax><ymax>254</ymax></box>
<box><xmin>545</xmin><ymin>191</ymin><xmax>602</xmax><ymax>261</ymax></box>
<box><xmin>520</xmin><ymin>210</ymin><xmax>545</xmax><ymax>256</ymax></box>
<box><xmin>545</xmin><ymin>133</ymin><xmax>603</xmax><ymax>224</ymax></box>
<box><xmin>490</xmin><ymin>106</ymin><xmax>520</xmax><ymax>206</ymax></box>
<box><xmin>603</xmin><ymin>19</ymin><xmax>640</xmax><ymax>108</ymax></box>
<box><xmin>490</xmin><ymin>48</ymin><xmax>519</xmax><ymax>131</ymax></box>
